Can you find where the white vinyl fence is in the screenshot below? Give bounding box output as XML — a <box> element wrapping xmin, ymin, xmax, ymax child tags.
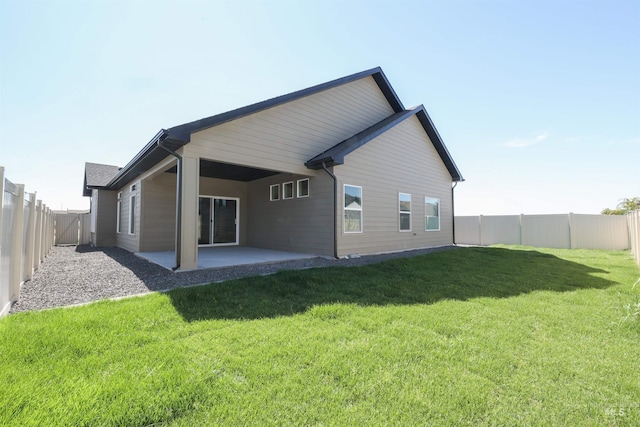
<box><xmin>628</xmin><ymin>210</ymin><xmax>640</xmax><ymax>266</ymax></box>
<box><xmin>455</xmin><ymin>213</ymin><xmax>631</xmax><ymax>251</ymax></box>
<box><xmin>1</xmin><ymin>167</ymin><xmax>55</xmax><ymax>317</ymax></box>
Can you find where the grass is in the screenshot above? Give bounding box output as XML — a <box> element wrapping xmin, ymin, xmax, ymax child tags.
<box><xmin>1</xmin><ymin>246</ymin><xmax>639</xmax><ymax>426</ymax></box>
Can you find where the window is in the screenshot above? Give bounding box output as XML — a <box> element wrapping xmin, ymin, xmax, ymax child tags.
<box><xmin>297</xmin><ymin>178</ymin><xmax>309</xmax><ymax>198</ymax></box>
<box><xmin>116</xmin><ymin>192</ymin><xmax>122</xmax><ymax>233</ymax></box>
<box><xmin>344</xmin><ymin>185</ymin><xmax>362</xmax><ymax>233</ymax></box>
<box><xmin>128</xmin><ymin>195</ymin><xmax>136</xmax><ymax>235</ymax></box>
<box><xmin>283</xmin><ymin>181</ymin><xmax>294</xmax><ymax>199</ymax></box>
<box><xmin>270</xmin><ymin>184</ymin><xmax>280</xmax><ymax>201</ymax></box>
<box><xmin>425</xmin><ymin>197</ymin><xmax>440</xmax><ymax>231</ymax></box>
<box><xmin>399</xmin><ymin>193</ymin><xmax>411</xmax><ymax>231</ymax></box>
<box><xmin>130</xmin><ymin>184</ymin><xmax>136</xmax><ymax>192</ymax></box>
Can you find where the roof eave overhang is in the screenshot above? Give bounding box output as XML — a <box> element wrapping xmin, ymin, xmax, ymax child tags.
<box><xmin>304</xmin><ymin>157</ymin><xmax>345</xmax><ymax>170</ymax></box>
<box><xmin>413</xmin><ymin>107</ymin><xmax>464</xmax><ymax>182</ymax></box>
<box><xmin>166</xmin><ymin>67</ymin><xmax>405</xmax><ymax>138</ymax></box>
<box><xmin>105</xmin><ymin>130</ymin><xmax>189</xmax><ymax>190</ymax></box>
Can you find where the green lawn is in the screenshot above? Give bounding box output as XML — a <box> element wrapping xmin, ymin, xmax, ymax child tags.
<box><xmin>1</xmin><ymin>246</ymin><xmax>639</xmax><ymax>426</ymax></box>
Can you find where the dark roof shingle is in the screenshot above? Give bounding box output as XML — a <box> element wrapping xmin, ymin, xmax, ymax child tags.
<box><xmin>83</xmin><ymin>162</ymin><xmax>121</xmax><ymax>196</ymax></box>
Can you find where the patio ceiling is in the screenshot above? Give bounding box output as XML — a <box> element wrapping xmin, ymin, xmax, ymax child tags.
<box><xmin>166</xmin><ymin>159</ymin><xmax>281</xmax><ymax>182</ymax></box>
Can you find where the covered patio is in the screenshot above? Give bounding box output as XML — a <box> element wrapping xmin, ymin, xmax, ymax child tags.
<box><xmin>137</xmin><ymin>246</ymin><xmax>318</xmax><ymax>271</ymax></box>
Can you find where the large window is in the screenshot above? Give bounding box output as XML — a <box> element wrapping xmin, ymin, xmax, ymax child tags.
<box><xmin>344</xmin><ymin>185</ymin><xmax>362</xmax><ymax>233</ymax></box>
<box><xmin>128</xmin><ymin>195</ymin><xmax>136</xmax><ymax>235</ymax></box>
<box><xmin>116</xmin><ymin>192</ymin><xmax>122</xmax><ymax>233</ymax></box>
<box><xmin>399</xmin><ymin>193</ymin><xmax>411</xmax><ymax>231</ymax></box>
<box><xmin>425</xmin><ymin>197</ymin><xmax>440</xmax><ymax>231</ymax></box>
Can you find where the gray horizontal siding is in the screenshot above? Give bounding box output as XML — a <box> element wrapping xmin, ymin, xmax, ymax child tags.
<box><xmin>95</xmin><ymin>189</ymin><xmax>117</xmax><ymax>247</ymax></box>
<box><xmin>185</xmin><ymin>76</ymin><xmax>395</xmax><ymax>175</ymax></box>
<box><xmin>140</xmin><ymin>172</ymin><xmax>176</xmax><ymax>252</ymax></box>
<box><xmin>115</xmin><ymin>181</ymin><xmax>140</xmax><ymax>253</ymax></box>
<box><xmin>335</xmin><ymin>115</ymin><xmax>454</xmax><ymax>257</ymax></box>
<box><xmin>247</xmin><ymin>172</ymin><xmax>333</xmax><ymax>256</ymax></box>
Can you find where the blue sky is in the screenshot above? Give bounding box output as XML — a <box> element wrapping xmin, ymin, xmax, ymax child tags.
<box><xmin>1</xmin><ymin>0</ymin><xmax>638</xmax><ymax>215</ymax></box>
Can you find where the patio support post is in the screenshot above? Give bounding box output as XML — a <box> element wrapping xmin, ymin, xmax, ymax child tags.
<box><xmin>157</xmin><ymin>140</ymin><xmax>183</xmax><ymax>270</ymax></box>
<box><xmin>179</xmin><ymin>155</ymin><xmax>199</xmax><ymax>270</ymax></box>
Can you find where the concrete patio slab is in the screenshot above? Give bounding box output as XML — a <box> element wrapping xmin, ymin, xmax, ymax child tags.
<box><xmin>136</xmin><ymin>246</ymin><xmax>317</xmax><ymax>271</ymax></box>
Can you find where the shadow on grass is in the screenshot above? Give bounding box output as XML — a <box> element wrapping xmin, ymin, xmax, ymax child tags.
<box><xmin>166</xmin><ymin>247</ymin><xmax>614</xmax><ymax>322</ymax></box>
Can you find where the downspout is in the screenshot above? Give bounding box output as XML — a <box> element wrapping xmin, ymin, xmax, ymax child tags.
<box><xmin>320</xmin><ymin>161</ymin><xmax>338</xmax><ymax>258</ymax></box>
<box><xmin>452</xmin><ymin>181</ymin><xmax>458</xmax><ymax>245</ymax></box>
<box><xmin>157</xmin><ymin>139</ymin><xmax>182</xmax><ymax>271</ymax></box>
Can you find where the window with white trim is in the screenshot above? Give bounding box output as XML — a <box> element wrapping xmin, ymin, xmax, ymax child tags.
<box><xmin>128</xmin><ymin>194</ymin><xmax>136</xmax><ymax>235</ymax></box>
<box><xmin>297</xmin><ymin>178</ymin><xmax>309</xmax><ymax>198</ymax></box>
<box><xmin>283</xmin><ymin>182</ymin><xmax>294</xmax><ymax>199</ymax></box>
<box><xmin>425</xmin><ymin>197</ymin><xmax>440</xmax><ymax>231</ymax></box>
<box><xmin>270</xmin><ymin>184</ymin><xmax>280</xmax><ymax>201</ymax></box>
<box><xmin>344</xmin><ymin>184</ymin><xmax>362</xmax><ymax>233</ymax></box>
<box><xmin>399</xmin><ymin>193</ymin><xmax>411</xmax><ymax>231</ymax></box>
<box><xmin>116</xmin><ymin>192</ymin><xmax>122</xmax><ymax>233</ymax></box>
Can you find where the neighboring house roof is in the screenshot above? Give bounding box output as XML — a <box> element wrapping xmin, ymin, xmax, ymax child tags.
<box><xmin>305</xmin><ymin>105</ymin><xmax>463</xmax><ymax>182</ymax></box>
<box><xmin>84</xmin><ymin>67</ymin><xmax>462</xmax><ymax>194</ymax></box>
<box><xmin>83</xmin><ymin>162</ymin><xmax>121</xmax><ymax>196</ymax></box>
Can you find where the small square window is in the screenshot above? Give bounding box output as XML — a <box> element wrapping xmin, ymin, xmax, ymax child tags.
<box><xmin>270</xmin><ymin>184</ymin><xmax>280</xmax><ymax>201</ymax></box>
<box><xmin>130</xmin><ymin>184</ymin><xmax>136</xmax><ymax>192</ymax></box>
<box><xmin>283</xmin><ymin>182</ymin><xmax>294</xmax><ymax>199</ymax></box>
<box><xmin>297</xmin><ymin>179</ymin><xmax>309</xmax><ymax>198</ymax></box>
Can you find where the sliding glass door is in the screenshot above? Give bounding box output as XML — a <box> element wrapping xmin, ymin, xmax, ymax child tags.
<box><xmin>198</xmin><ymin>196</ymin><xmax>239</xmax><ymax>246</ymax></box>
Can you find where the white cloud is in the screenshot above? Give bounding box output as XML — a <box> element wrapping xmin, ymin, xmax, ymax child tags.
<box><xmin>504</xmin><ymin>132</ymin><xmax>549</xmax><ymax>148</ymax></box>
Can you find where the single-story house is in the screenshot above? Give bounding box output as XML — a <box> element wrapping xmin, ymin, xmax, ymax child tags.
<box><xmin>83</xmin><ymin>67</ymin><xmax>463</xmax><ymax>270</ymax></box>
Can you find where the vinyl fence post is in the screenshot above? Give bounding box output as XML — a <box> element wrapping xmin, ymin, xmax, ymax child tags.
<box><xmin>47</xmin><ymin>208</ymin><xmax>53</xmax><ymax>252</ymax></box>
<box><xmin>34</xmin><ymin>200</ymin><xmax>43</xmax><ymax>269</ymax></box>
<box><xmin>10</xmin><ymin>184</ymin><xmax>25</xmax><ymax>304</ymax></box>
<box><xmin>42</xmin><ymin>204</ymin><xmax>49</xmax><ymax>258</ymax></box>
<box><xmin>568</xmin><ymin>212</ymin><xmax>575</xmax><ymax>249</ymax></box>
<box><xmin>479</xmin><ymin>214</ymin><xmax>484</xmax><ymax>246</ymax></box>
<box><xmin>520</xmin><ymin>214</ymin><xmax>524</xmax><ymax>245</ymax></box>
<box><xmin>24</xmin><ymin>192</ymin><xmax>37</xmax><ymax>281</ymax></box>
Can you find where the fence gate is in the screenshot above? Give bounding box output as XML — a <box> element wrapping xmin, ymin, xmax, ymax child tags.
<box><xmin>55</xmin><ymin>213</ymin><xmax>90</xmax><ymax>245</ymax></box>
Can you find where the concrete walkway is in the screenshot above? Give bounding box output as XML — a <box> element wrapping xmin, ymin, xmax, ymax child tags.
<box><xmin>136</xmin><ymin>246</ymin><xmax>317</xmax><ymax>271</ymax></box>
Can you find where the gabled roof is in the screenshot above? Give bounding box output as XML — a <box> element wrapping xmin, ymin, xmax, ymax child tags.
<box><xmin>102</xmin><ymin>67</ymin><xmax>404</xmax><ymax>190</ymax></box>
<box><xmin>83</xmin><ymin>162</ymin><xmax>121</xmax><ymax>196</ymax></box>
<box><xmin>86</xmin><ymin>67</ymin><xmax>461</xmax><ymax>192</ymax></box>
<box><xmin>164</xmin><ymin>67</ymin><xmax>405</xmax><ymax>142</ymax></box>
<box><xmin>305</xmin><ymin>105</ymin><xmax>463</xmax><ymax>182</ymax></box>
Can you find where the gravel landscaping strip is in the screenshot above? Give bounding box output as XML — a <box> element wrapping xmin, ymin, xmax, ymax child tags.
<box><xmin>10</xmin><ymin>245</ymin><xmax>457</xmax><ymax>313</ymax></box>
